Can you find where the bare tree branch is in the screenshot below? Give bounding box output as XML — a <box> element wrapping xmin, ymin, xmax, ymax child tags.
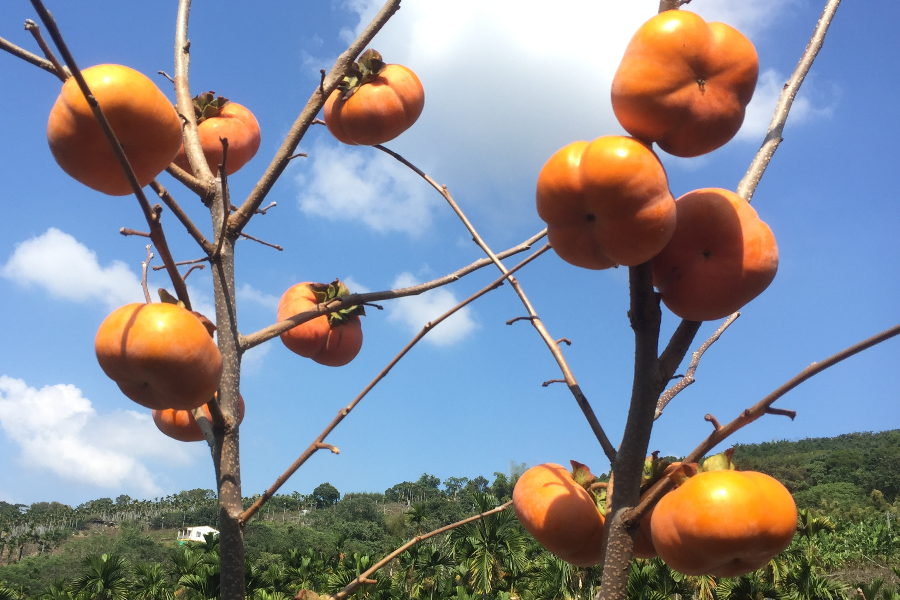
<box><xmin>165</xmin><ymin>163</ymin><xmax>210</xmax><ymax>198</ymax></box>
<box><xmin>229</xmin><ymin>0</ymin><xmax>402</xmax><ymax>234</ymax></box>
<box><xmin>626</xmin><ymin>321</ymin><xmax>900</xmax><ymax>527</ymax></box>
<box><xmin>327</xmin><ymin>501</ymin><xmax>513</xmax><ymax>600</ymax></box>
<box><xmin>373</xmin><ymin>143</ymin><xmax>618</xmax><ymax>464</ymax></box>
<box><xmin>737</xmin><ymin>0</ymin><xmax>842</xmax><ymax>201</ymax></box>
<box><xmin>239</xmin><ymin>232</ymin><xmax>282</xmax><ymax>251</ymax></box>
<box><xmin>149</xmin><ymin>179</ymin><xmax>214</xmax><ymax>253</ymax></box>
<box><xmin>656</xmin><ymin>312</ymin><xmax>740</xmax><ymax>419</ymax></box>
<box><xmin>30</xmin><ymin>0</ymin><xmax>192</xmax><ymax>310</ymax></box>
<box><xmin>0</xmin><ymin>33</ymin><xmax>64</xmax><ymax>77</ymax></box>
<box><xmin>141</xmin><ymin>245</ymin><xmax>153</xmax><ymax>303</ymax></box>
<box><xmin>239</xmin><ymin>245</ymin><xmax>550</xmax><ymax>525</ymax></box>
<box><xmin>23</xmin><ymin>19</ymin><xmax>68</xmax><ymax>81</ymax></box>
<box><xmin>239</xmin><ymin>230</ymin><xmax>547</xmax><ymax>351</ymax></box>
<box><xmin>174</xmin><ymin>0</ymin><xmax>213</xmax><ymax>182</ymax></box>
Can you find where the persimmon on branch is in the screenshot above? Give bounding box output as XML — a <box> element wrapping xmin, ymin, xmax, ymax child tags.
<box><xmin>240</xmin><ymin>244</ymin><xmax>551</xmax><ymax>525</ymax></box>
<box><xmin>326</xmin><ymin>501</ymin><xmax>514</xmax><ymax>600</ymax></box>
<box><xmin>239</xmin><ymin>229</ymin><xmax>547</xmax><ymax>351</ymax></box>
<box><xmin>25</xmin><ymin>0</ymin><xmax>193</xmax><ymax>310</ymax></box>
<box><xmin>373</xmin><ymin>144</ymin><xmax>617</xmax><ymax>464</ymax></box>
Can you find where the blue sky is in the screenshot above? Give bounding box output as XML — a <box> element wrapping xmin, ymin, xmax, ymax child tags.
<box><xmin>0</xmin><ymin>0</ymin><xmax>898</xmax><ymax>507</ymax></box>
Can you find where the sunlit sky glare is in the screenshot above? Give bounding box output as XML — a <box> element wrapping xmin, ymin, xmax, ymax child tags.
<box><xmin>0</xmin><ymin>0</ymin><xmax>898</xmax><ymax>507</ymax></box>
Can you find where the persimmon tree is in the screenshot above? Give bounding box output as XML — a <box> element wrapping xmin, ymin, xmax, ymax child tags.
<box><xmin>1</xmin><ymin>0</ymin><xmax>897</xmax><ymax>599</ymax></box>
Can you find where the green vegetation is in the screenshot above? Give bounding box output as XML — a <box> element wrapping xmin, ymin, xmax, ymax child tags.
<box><xmin>1</xmin><ymin>431</ymin><xmax>898</xmax><ymax>599</ymax></box>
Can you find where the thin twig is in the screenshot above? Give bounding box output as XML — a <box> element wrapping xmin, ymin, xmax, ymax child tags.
<box><xmin>556</xmin><ymin>338</ymin><xmax>572</xmax><ymax>346</ymax></box>
<box><xmin>656</xmin><ymin>312</ymin><xmax>740</xmax><ymax>419</ymax></box>
<box><xmin>239</xmin><ymin>232</ymin><xmax>283</xmax><ymax>251</ymax></box>
<box><xmin>120</xmin><ymin>228</ymin><xmax>150</xmax><ymax>238</ymax></box>
<box><xmin>704</xmin><ymin>414</ymin><xmax>722</xmax><ymax>430</ymax></box>
<box><xmin>149</xmin><ymin>179</ymin><xmax>214</xmax><ymax>253</ymax></box>
<box><xmin>152</xmin><ymin>257</ymin><xmax>209</xmax><ymax>271</ymax></box>
<box><xmin>174</xmin><ymin>0</ymin><xmax>212</xmax><ymax>182</ymax></box>
<box><xmin>312</xmin><ymin>118</ymin><xmax>326</xmax><ymax>126</ymax></box>
<box><xmin>158</xmin><ymin>70</ymin><xmax>175</xmax><ymax>84</ymax></box>
<box><xmin>30</xmin><ymin>0</ymin><xmax>192</xmax><ymax>310</ymax></box>
<box><xmin>255</xmin><ymin>202</ymin><xmax>277</xmax><ymax>215</ymax></box>
<box><xmin>288</xmin><ymin>152</ymin><xmax>308</xmax><ymax>161</ymax></box>
<box><xmin>239</xmin><ymin>245</ymin><xmax>550</xmax><ymax>525</ymax></box>
<box><xmin>626</xmin><ymin>322</ymin><xmax>900</xmax><ymax>527</ymax></box>
<box><xmin>141</xmin><ymin>245</ymin><xmax>153</xmax><ymax>303</ymax></box>
<box><xmin>506</xmin><ymin>316</ymin><xmax>536</xmax><ymax>325</ymax></box>
<box><xmin>765</xmin><ymin>407</ymin><xmax>797</xmax><ymax>420</ymax></box>
<box><xmin>229</xmin><ymin>0</ymin><xmax>402</xmax><ymax>234</ymax></box>
<box><xmin>23</xmin><ymin>19</ymin><xmax>68</xmax><ymax>81</ymax></box>
<box><xmin>542</xmin><ymin>379</ymin><xmax>566</xmax><ymax>387</ymax></box>
<box><xmin>182</xmin><ymin>264</ymin><xmax>205</xmax><ymax>280</ymax></box>
<box><xmin>736</xmin><ymin>0</ymin><xmax>842</xmax><ymax>201</ymax></box>
<box><xmin>240</xmin><ymin>230</ymin><xmax>547</xmax><ymax>351</ymax></box>
<box><xmin>327</xmin><ymin>502</ymin><xmax>513</xmax><ymax>600</ymax></box>
<box><xmin>373</xmin><ymin>143</ymin><xmax>618</xmax><ymax>465</ymax></box>
<box><xmin>164</xmin><ymin>164</ymin><xmax>209</xmax><ymax>198</ymax></box>
<box><xmin>0</xmin><ymin>33</ymin><xmax>63</xmax><ymax>77</ymax></box>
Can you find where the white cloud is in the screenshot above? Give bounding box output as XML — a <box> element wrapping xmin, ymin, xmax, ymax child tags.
<box><xmin>387</xmin><ymin>272</ymin><xmax>477</xmax><ymax>346</ymax></box>
<box><xmin>342</xmin><ymin>276</ymin><xmax>372</xmax><ymax>295</ymax></box>
<box><xmin>1</xmin><ymin>228</ymin><xmax>144</xmax><ymax>308</ymax></box>
<box><xmin>296</xmin><ymin>144</ymin><xmax>439</xmax><ymax>235</ymax></box>
<box><xmin>0</xmin><ymin>376</ymin><xmax>197</xmax><ymax>496</ymax></box>
<box><xmin>331</xmin><ymin>0</ymin><xmax>828</xmax><ymax>210</ymax></box>
<box><xmin>241</xmin><ymin>342</ymin><xmax>272</xmax><ymax>376</ymax></box>
<box><xmin>735</xmin><ymin>69</ymin><xmax>836</xmax><ymax>142</ymax></box>
<box><xmin>237</xmin><ymin>283</ymin><xmax>280</xmax><ymax>311</ymax></box>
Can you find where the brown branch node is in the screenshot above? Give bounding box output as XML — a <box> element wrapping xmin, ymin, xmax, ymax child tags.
<box><xmin>158</xmin><ymin>70</ymin><xmax>175</xmax><ymax>83</ymax></box>
<box><xmin>120</xmin><ymin>228</ymin><xmax>150</xmax><ymax>238</ymax></box>
<box><xmin>704</xmin><ymin>414</ymin><xmax>722</xmax><ymax>430</ymax></box>
<box><xmin>315</xmin><ymin>442</ymin><xmax>340</xmax><ymax>454</ymax></box>
<box><xmin>556</xmin><ymin>338</ymin><xmax>572</xmax><ymax>346</ymax></box>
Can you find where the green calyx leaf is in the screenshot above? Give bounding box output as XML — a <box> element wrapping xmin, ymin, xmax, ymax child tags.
<box><xmin>640</xmin><ymin>451</ymin><xmax>673</xmax><ymax>494</ymax></box>
<box><xmin>158</xmin><ymin>288</ymin><xmax>185</xmax><ymax>308</ymax></box>
<box><xmin>305</xmin><ymin>279</ymin><xmax>365</xmax><ymax>326</ymax></box>
<box><xmin>192</xmin><ymin>91</ymin><xmax>231</xmax><ymax>123</ymax></box>
<box><xmin>337</xmin><ymin>49</ymin><xmax>386</xmax><ymax>100</ymax></box>
<box><xmin>570</xmin><ymin>460</ymin><xmax>596</xmax><ymax>489</ymax></box>
<box><xmin>699</xmin><ymin>447</ymin><xmax>736</xmax><ymax>473</ymax></box>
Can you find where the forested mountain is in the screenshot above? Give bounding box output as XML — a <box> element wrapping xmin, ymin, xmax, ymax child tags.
<box><xmin>1</xmin><ymin>430</ymin><xmax>898</xmax><ymax>598</ymax></box>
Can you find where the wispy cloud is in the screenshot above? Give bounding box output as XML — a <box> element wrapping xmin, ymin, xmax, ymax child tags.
<box><xmin>387</xmin><ymin>273</ymin><xmax>477</xmax><ymax>346</ymax></box>
<box><xmin>296</xmin><ymin>144</ymin><xmax>439</xmax><ymax>236</ymax></box>
<box><xmin>735</xmin><ymin>69</ymin><xmax>837</xmax><ymax>142</ymax></box>
<box><xmin>1</xmin><ymin>228</ymin><xmax>143</xmax><ymax>309</ymax></box>
<box><xmin>237</xmin><ymin>283</ymin><xmax>280</xmax><ymax>311</ymax></box>
<box><xmin>0</xmin><ymin>376</ymin><xmax>198</xmax><ymax>496</ymax></box>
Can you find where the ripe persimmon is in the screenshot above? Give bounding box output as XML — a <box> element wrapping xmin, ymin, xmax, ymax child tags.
<box><xmin>513</xmin><ymin>462</ymin><xmax>605</xmax><ymax>567</ymax></box>
<box><xmin>153</xmin><ymin>394</ymin><xmax>245</xmax><ymax>442</ymax></box>
<box><xmin>536</xmin><ymin>136</ymin><xmax>676</xmax><ymax>269</ymax></box>
<box><xmin>324</xmin><ymin>49</ymin><xmax>424</xmax><ymax>146</ymax></box>
<box><xmin>277</xmin><ymin>280</ymin><xmax>364</xmax><ymax>367</ymax></box>
<box><xmin>611</xmin><ymin>11</ymin><xmax>758</xmax><ymax>157</ymax></box>
<box><xmin>651</xmin><ymin>188</ymin><xmax>778</xmax><ymax>321</ymax></box>
<box><xmin>95</xmin><ymin>303</ymin><xmax>223</xmax><ymax>411</ymax></box>
<box><xmin>172</xmin><ymin>92</ymin><xmax>261</xmax><ymax>176</ymax></box>
<box><xmin>650</xmin><ymin>470</ymin><xmax>797</xmax><ymax>577</ymax></box>
<box><xmin>47</xmin><ymin>64</ymin><xmax>182</xmax><ymax>195</ymax></box>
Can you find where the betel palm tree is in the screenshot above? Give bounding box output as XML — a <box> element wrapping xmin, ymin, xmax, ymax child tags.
<box><xmin>628</xmin><ymin>558</ymin><xmax>692</xmax><ymax>600</ymax></box>
<box><xmin>775</xmin><ymin>553</ymin><xmax>847</xmax><ymax>600</ymax></box>
<box><xmin>70</xmin><ymin>553</ymin><xmax>131</xmax><ymax>600</ymax></box>
<box><xmin>0</xmin><ymin>585</ymin><xmax>19</xmax><ymax>600</ymax></box>
<box><xmin>39</xmin><ymin>579</ymin><xmax>76</xmax><ymax>600</ymax></box>
<box><xmin>714</xmin><ymin>569</ymin><xmax>777</xmax><ymax>600</ymax></box>
<box><xmin>451</xmin><ymin>493</ymin><xmax>528</xmax><ymax>597</ymax></box>
<box><xmin>132</xmin><ymin>563</ymin><xmax>175</xmax><ymax>600</ymax></box>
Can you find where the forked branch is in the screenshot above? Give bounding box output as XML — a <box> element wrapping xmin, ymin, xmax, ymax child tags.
<box><xmin>627</xmin><ymin>321</ymin><xmax>900</xmax><ymax>526</ymax></box>
<box><xmin>230</xmin><ymin>0</ymin><xmax>402</xmax><ymax>233</ymax></box>
<box><xmin>239</xmin><ymin>244</ymin><xmax>550</xmax><ymax>524</ymax></box>
<box><xmin>239</xmin><ymin>230</ymin><xmax>547</xmax><ymax>351</ymax></box>
<box><xmin>327</xmin><ymin>501</ymin><xmax>513</xmax><ymax>600</ymax></box>
<box><xmin>373</xmin><ymin>143</ymin><xmax>617</xmax><ymax>464</ymax></box>
<box><xmin>29</xmin><ymin>0</ymin><xmax>192</xmax><ymax>310</ymax></box>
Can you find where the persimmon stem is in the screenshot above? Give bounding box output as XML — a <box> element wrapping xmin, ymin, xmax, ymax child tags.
<box><xmin>239</xmin><ymin>246</ymin><xmax>550</xmax><ymax>525</ymax></box>
<box><xmin>373</xmin><ymin>143</ymin><xmax>618</xmax><ymax>465</ymax></box>
<box><xmin>30</xmin><ymin>0</ymin><xmax>192</xmax><ymax>311</ymax></box>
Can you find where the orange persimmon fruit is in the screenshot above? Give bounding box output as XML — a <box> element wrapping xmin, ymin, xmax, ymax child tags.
<box><xmin>324</xmin><ymin>49</ymin><xmax>424</xmax><ymax>146</ymax></box>
<box><xmin>153</xmin><ymin>394</ymin><xmax>245</xmax><ymax>442</ymax></box>
<box><xmin>611</xmin><ymin>11</ymin><xmax>759</xmax><ymax>157</ymax></box>
<box><xmin>536</xmin><ymin>136</ymin><xmax>676</xmax><ymax>269</ymax></box>
<box><xmin>172</xmin><ymin>92</ymin><xmax>261</xmax><ymax>176</ymax></box>
<box><xmin>650</xmin><ymin>469</ymin><xmax>797</xmax><ymax>576</ymax></box>
<box><xmin>651</xmin><ymin>188</ymin><xmax>778</xmax><ymax>321</ymax></box>
<box><xmin>47</xmin><ymin>64</ymin><xmax>183</xmax><ymax>195</ymax></box>
<box><xmin>277</xmin><ymin>280</ymin><xmax>364</xmax><ymax>367</ymax></box>
<box><xmin>95</xmin><ymin>302</ymin><xmax>222</xmax><ymax>411</ymax></box>
<box><xmin>513</xmin><ymin>462</ymin><xmax>605</xmax><ymax>567</ymax></box>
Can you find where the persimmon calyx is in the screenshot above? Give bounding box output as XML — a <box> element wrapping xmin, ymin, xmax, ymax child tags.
<box><xmin>699</xmin><ymin>447</ymin><xmax>736</xmax><ymax>472</ymax></box>
<box><xmin>570</xmin><ymin>460</ymin><xmax>608</xmax><ymax>514</ymax></box>
<box><xmin>641</xmin><ymin>451</ymin><xmax>673</xmax><ymax>494</ymax></box>
<box><xmin>158</xmin><ymin>287</ymin><xmax>216</xmax><ymax>336</ymax></box>
<box><xmin>305</xmin><ymin>279</ymin><xmax>365</xmax><ymax>325</ymax></box>
<box><xmin>663</xmin><ymin>462</ymin><xmax>698</xmax><ymax>487</ymax></box>
<box><xmin>191</xmin><ymin>92</ymin><xmax>231</xmax><ymax>123</ymax></box>
<box><xmin>338</xmin><ymin>49</ymin><xmax>386</xmax><ymax>100</ymax></box>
